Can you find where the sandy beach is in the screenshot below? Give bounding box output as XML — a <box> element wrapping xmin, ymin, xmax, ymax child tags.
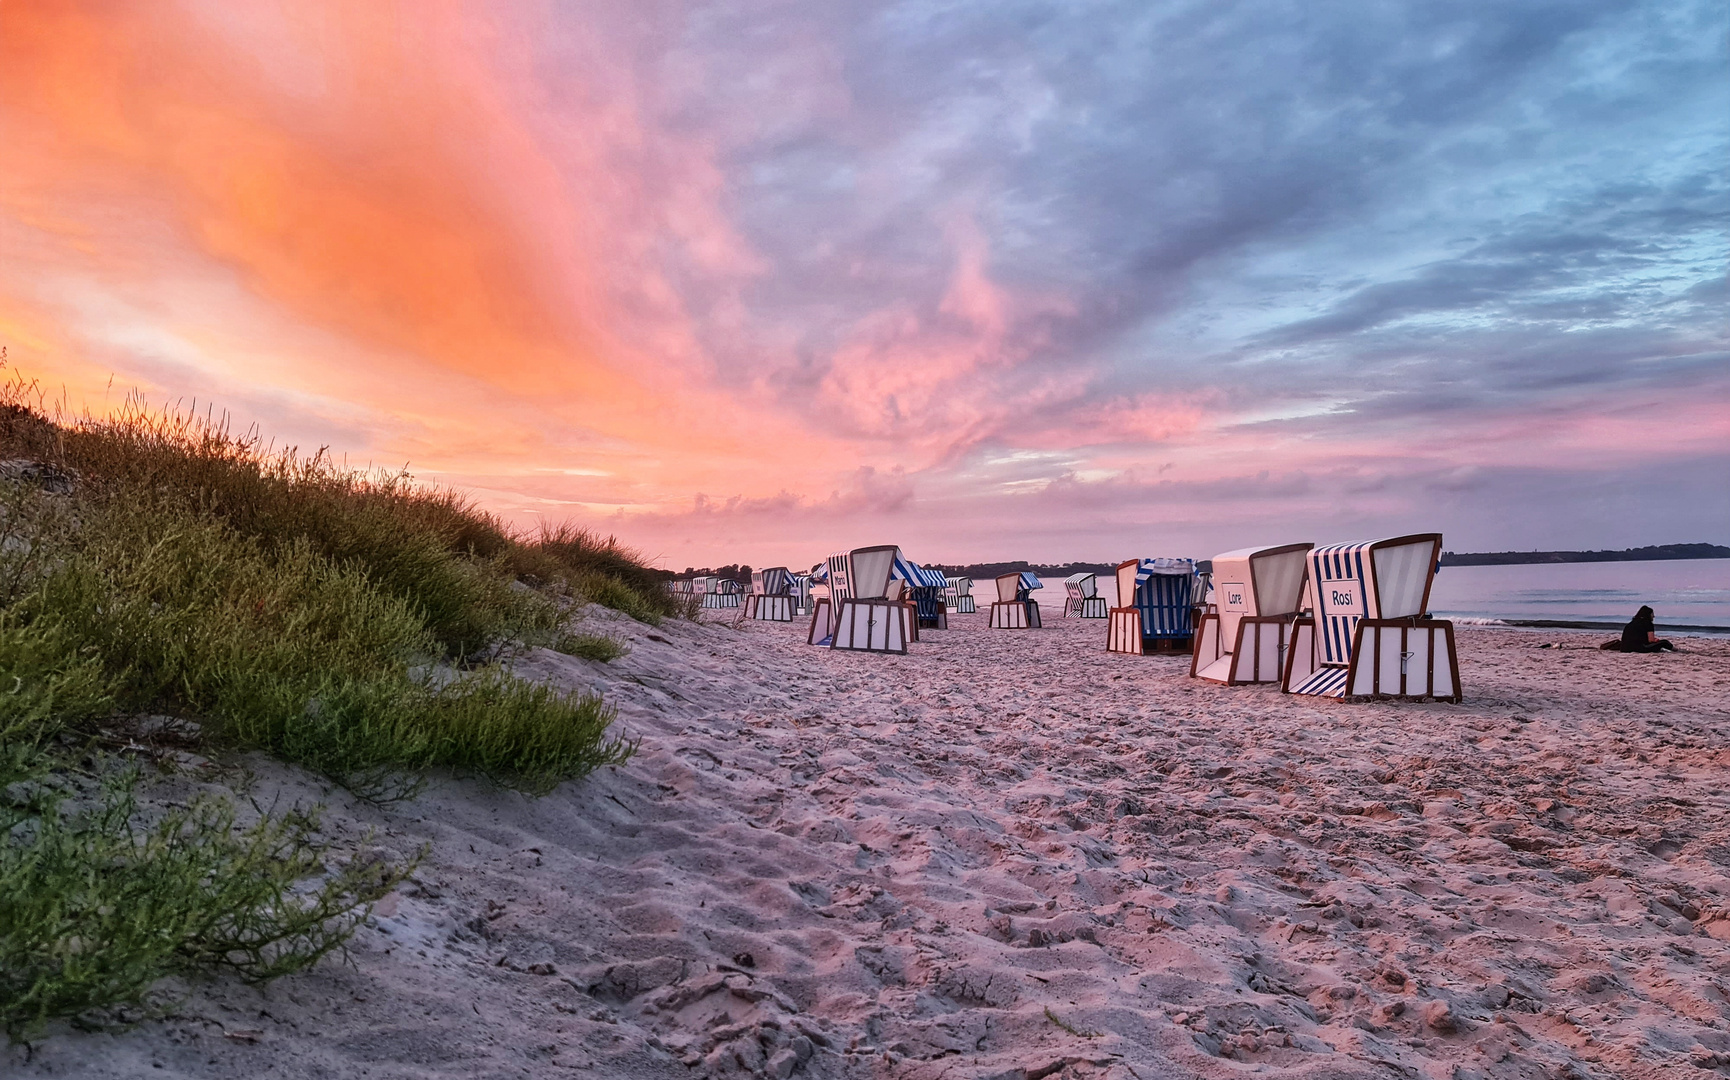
<box><xmin>9</xmin><ymin>611</ymin><xmax>1729</xmax><ymax>1080</ymax></box>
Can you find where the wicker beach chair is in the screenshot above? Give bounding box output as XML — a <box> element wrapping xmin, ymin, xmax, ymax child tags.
<box><xmin>827</xmin><ymin>545</ymin><xmax>910</xmax><ymax>653</ymax></box>
<box><xmin>988</xmin><ymin>571</ymin><xmax>1043</xmax><ymax>629</ymax></box>
<box><xmin>788</xmin><ymin>572</ymin><xmax>814</xmax><ymax>616</ymax></box>
<box><xmin>745</xmin><ymin>566</ymin><xmax>796</xmax><ymax>621</ymax></box>
<box><xmin>1284</xmin><ymin>534</ymin><xmax>1458</xmax><ymax>701</ymax></box>
<box><xmin>691</xmin><ymin>575</ymin><xmax>743</xmax><ymax>609</ymax></box>
<box><xmin>1063</xmin><ymin>573</ymin><xmax>1109</xmax><ymax>618</ymax></box>
<box><xmin>893</xmin><ymin>554</ymin><xmax>950</xmax><ymax>631</ymax></box>
<box><xmin>944</xmin><ymin>576</ymin><xmax>976</xmax><ymax>614</ymax></box>
<box><xmin>1107</xmin><ymin>558</ymin><xmax>1201</xmax><ymax>654</ymax></box>
<box><xmin>1190</xmin><ymin>544</ymin><xmax>1311</xmax><ymax>684</ymax></box>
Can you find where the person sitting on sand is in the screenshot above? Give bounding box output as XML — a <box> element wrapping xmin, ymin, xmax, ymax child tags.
<box><xmin>1618</xmin><ymin>605</ymin><xmax>1675</xmax><ymax>652</ymax></box>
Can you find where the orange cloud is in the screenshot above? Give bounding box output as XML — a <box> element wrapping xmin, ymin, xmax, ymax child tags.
<box><xmin>0</xmin><ymin>0</ymin><xmax>853</xmax><ymax>510</ymax></box>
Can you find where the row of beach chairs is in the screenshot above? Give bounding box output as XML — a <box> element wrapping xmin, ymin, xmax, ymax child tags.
<box><xmin>669</xmin><ymin>531</ymin><xmax>1457</xmax><ymax>701</ymax></box>
<box><xmin>666</xmin><ymin>575</ymin><xmax>745</xmax><ymax>609</ymax></box>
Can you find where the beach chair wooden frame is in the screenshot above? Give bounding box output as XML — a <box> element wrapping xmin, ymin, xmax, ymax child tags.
<box><xmin>887</xmin><ymin>579</ymin><xmax>920</xmax><ymax>643</ymax></box>
<box><xmin>1063</xmin><ymin>573</ymin><xmax>1108</xmax><ymax>618</ymax></box>
<box><xmin>988</xmin><ymin>572</ymin><xmax>1042</xmax><ymax>629</ymax></box>
<box><xmin>745</xmin><ymin>567</ymin><xmax>795</xmax><ymax>622</ymax></box>
<box><xmin>1285</xmin><ymin>534</ymin><xmax>1460</xmax><ymax>701</ymax></box>
<box><xmin>1107</xmin><ymin>559</ymin><xmax>1201</xmax><ymax>655</ymax></box>
<box><xmin>1192</xmin><ymin>615</ymin><xmax>1300</xmax><ymax>683</ymax></box>
<box><xmin>1191</xmin><ymin>543</ymin><xmax>1312</xmax><ymax>684</ymax></box>
<box><xmin>1284</xmin><ymin>619</ymin><xmax>1460</xmax><ymax>700</ymax></box>
<box><xmin>807</xmin><ymin>554</ymin><xmax>849</xmax><ymax>645</ymax></box>
<box><xmin>745</xmin><ymin>594</ymin><xmax>792</xmax><ymax>620</ymax></box>
<box><xmin>945</xmin><ymin>577</ymin><xmax>976</xmax><ymax>614</ymax></box>
<box><xmin>830</xmin><ymin>545</ymin><xmax>910</xmax><ymax>654</ymax></box>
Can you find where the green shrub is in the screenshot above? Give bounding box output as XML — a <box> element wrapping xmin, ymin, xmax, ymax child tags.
<box><xmin>9</xmin><ymin>494</ymin><xmax>628</xmax><ymax>799</ymax></box>
<box><xmin>0</xmin><ymin>619</ymin><xmax>114</xmax><ymax>786</ymax></box>
<box><xmin>0</xmin><ymin>770</ymin><xmax>408</xmax><ymax>1042</ymax></box>
<box><xmin>29</xmin><ymin>397</ymin><xmax>678</xmax><ymax>631</ymax></box>
<box><xmin>554</xmin><ymin>631</ymin><xmax>628</xmax><ymax>663</ymax></box>
<box><xmin>529</xmin><ymin>524</ymin><xmax>678</xmax><ymax>623</ymax></box>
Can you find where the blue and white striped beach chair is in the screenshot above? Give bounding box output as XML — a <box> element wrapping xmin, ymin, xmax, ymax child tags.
<box><xmin>893</xmin><ymin>555</ymin><xmax>951</xmax><ymax>631</ymax></box>
<box><xmin>1063</xmin><ymin>573</ymin><xmax>1109</xmax><ymax>618</ymax></box>
<box><xmin>1285</xmin><ymin>534</ymin><xmax>1459</xmax><ymax>701</ymax></box>
<box><xmin>787</xmin><ymin>572</ymin><xmax>814</xmax><ymax>616</ymax></box>
<box><xmin>1107</xmin><ymin>558</ymin><xmax>1201</xmax><ymax>653</ymax></box>
<box><xmin>944</xmin><ymin>576</ymin><xmax>976</xmax><ymax>614</ymax></box>
<box><xmin>746</xmin><ymin>566</ymin><xmax>796</xmax><ymax>621</ymax></box>
<box><xmin>988</xmin><ymin>571</ymin><xmax>1044</xmax><ymax>629</ymax></box>
<box><xmin>1191</xmin><ymin>544</ymin><xmax>1311</xmax><ymax>684</ymax></box>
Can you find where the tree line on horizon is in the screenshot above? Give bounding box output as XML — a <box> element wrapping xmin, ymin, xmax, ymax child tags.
<box><xmin>665</xmin><ymin>542</ymin><xmax>1728</xmax><ymax>583</ymax></box>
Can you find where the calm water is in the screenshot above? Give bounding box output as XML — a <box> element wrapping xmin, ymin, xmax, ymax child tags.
<box><xmin>1425</xmin><ymin>558</ymin><xmax>1730</xmax><ymax>633</ymax></box>
<box><xmin>1042</xmin><ymin>558</ymin><xmax>1730</xmax><ymax>635</ymax></box>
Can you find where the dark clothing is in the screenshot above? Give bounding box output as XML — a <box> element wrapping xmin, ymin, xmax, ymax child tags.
<box><xmin>1619</xmin><ymin>610</ymin><xmax>1674</xmax><ymax>652</ymax></box>
<box><xmin>1620</xmin><ymin>619</ymin><xmax>1649</xmax><ymax>651</ymax></box>
<box><xmin>1623</xmin><ymin>638</ymin><xmax>1676</xmax><ymax>652</ymax></box>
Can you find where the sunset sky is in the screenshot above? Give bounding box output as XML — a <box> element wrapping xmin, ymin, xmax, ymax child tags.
<box><xmin>3</xmin><ymin>1</ymin><xmax>1725</xmax><ymax>570</ymax></box>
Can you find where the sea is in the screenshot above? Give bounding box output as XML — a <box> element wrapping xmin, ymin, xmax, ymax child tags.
<box><xmin>1066</xmin><ymin>558</ymin><xmax>1730</xmax><ymax>637</ymax></box>
<box><xmin>1425</xmin><ymin>558</ymin><xmax>1730</xmax><ymax>636</ymax></box>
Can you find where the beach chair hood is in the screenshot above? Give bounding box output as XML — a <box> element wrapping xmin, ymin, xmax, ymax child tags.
<box><xmin>845</xmin><ymin>545</ymin><xmax>899</xmax><ymax>600</ymax></box>
<box><xmin>1063</xmin><ymin>572</ymin><xmax>1098</xmax><ymax>600</ymax></box>
<box><xmin>1309</xmin><ymin>533</ymin><xmax>1443</xmax><ymax>665</ymax></box>
<box><xmin>1207</xmin><ymin>544</ymin><xmax>1313</xmax><ymax>648</ymax></box>
<box><xmin>891</xmin><ymin>554</ymin><xmax>949</xmax><ymax>590</ymax></box>
<box><xmin>751</xmin><ymin>566</ymin><xmax>793</xmax><ymax>596</ymax></box>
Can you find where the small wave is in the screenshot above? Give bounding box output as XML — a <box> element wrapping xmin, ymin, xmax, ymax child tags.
<box><xmin>1447</xmin><ymin>617</ymin><xmax>1510</xmax><ymax>626</ymax></box>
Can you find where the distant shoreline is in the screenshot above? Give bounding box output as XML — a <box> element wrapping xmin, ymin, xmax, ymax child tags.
<box><xmin>673</xmin><ymin>544</ymin><xmax>1730</xmax><ymax>584</ymax></box>
<box><xmin>924</xmin><ymin>544</ymin><xmax>1729</xmax><ymax>581</ymax></box>
<box><xmin>1439</xmin><ymin>543</ymin><xmax>1729</xmax><ymax>566</ymax></box>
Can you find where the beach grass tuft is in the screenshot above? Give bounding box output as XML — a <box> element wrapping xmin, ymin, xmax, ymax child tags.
<box><xmin>0</xmin><ymin>768</ymin><xmax>410</xmax><ymax>1042</ymax></box>
<box><xmin>555</xmin><ymin>631</ymin><xmax>629</xmax><ymax>663</ymax></box>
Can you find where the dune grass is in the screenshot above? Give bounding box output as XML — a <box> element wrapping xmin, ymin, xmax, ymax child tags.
<box><xmin>0</xmin><ymin>387</ymin><xmax>665</xmax><ymax>792</ymax></box>
<box><xmin>555</xmin><ymin>631</ymin><xmax>629</xmax><ymax>663</ymax></box>
<box><xmin>6</xmin><ymin>396</ymin><xmax>680</xmax><ymax>643</ymax></box>
<box><xmin>0</xmin><ymin>381</ymin><xmax>671</xmax><ymax>1037</ymax></box>
<box><xmin>0</xmin><ymin>770</ymin><xmax>409</xmax><ymax>1041</ymax></box>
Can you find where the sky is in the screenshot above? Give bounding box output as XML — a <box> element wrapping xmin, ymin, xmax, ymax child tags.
<box><xmin>2</xmin><ymin>0</ymin><xmax>1725</xmax><ymax>571</ymax></box>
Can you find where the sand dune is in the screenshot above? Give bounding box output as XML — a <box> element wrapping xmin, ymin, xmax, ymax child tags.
<box><xmin>9</xmin><ymin>611</ymin><xmax>1729</xmax><ymax>1079</ymax></box>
